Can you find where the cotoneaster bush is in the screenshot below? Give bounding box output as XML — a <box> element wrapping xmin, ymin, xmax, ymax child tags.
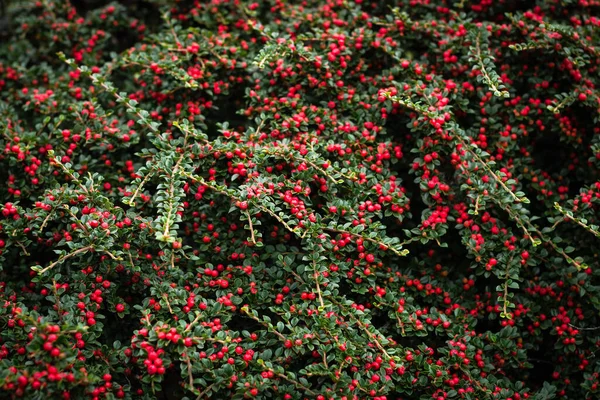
<box><xmin>1</xmin><ymin>0</ymin><xmax>600</xmax><ymax>399</ymax></box>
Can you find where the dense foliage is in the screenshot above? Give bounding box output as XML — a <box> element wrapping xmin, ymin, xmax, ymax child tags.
<box><xmin>1</xmin><ymin>0</ymin><xmax>600</xmax><ymax>399</ymax></box>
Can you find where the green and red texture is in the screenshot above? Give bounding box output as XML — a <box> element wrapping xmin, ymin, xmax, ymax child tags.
<box><xmin>1</xmin><ymin>0</ymin><xmax>600</xmax><ymax>399</ymax></box>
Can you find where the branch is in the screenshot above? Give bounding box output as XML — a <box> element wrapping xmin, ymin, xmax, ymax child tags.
<box><xmin>37</xmin><ymin>246</ymin><xmax>95</xmax><ymax>275</ymax></box>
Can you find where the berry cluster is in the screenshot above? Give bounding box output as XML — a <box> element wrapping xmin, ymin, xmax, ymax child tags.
<box><xmin>0</xmin><ymin>0</ymin><xmax>600</xmax><ymax>399</ymax></box>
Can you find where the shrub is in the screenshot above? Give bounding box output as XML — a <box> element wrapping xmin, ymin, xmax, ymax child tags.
<box><xmin>1</xmin><ymin>0</ymin><xmax>600</xmax><ymax>399</ymax></box>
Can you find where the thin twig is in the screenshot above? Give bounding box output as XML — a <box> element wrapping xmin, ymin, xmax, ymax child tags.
<box><xmin>38</xmin><ymin>245</ymin><xmax>94</xmax><ymax>274</ymax></box>
<box><xmin>196</xmin><ymin>383</ymin><xmax>216</xmax><ymax>400</ymax></box>
<box><xmin>244</xmin><ymin>210</ymin><xmax>257</xmax><ymax>246</ymax></box>
<box><xmin>185</xmin><ymin>312</ymin><xmax>203</xmax><ymax>333</ymax></box>
<box><xmin>182</xmin><ymin>353</ymin><xmax>194</xmax><ymax>392</ymax></box>
<box><xmin>162</xmin><ymin>293</ymin><xmax>174</xmax><ymax>314</ymax></box>
<box><xmin>312</xmin><ymin>259</ymin><xmax>325</xmax><ymax>310</ymax></box>
<box><xmin>324</xmin><ymin>227</ymin><xmax>408</xmax><ymax>257</ymax></box>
